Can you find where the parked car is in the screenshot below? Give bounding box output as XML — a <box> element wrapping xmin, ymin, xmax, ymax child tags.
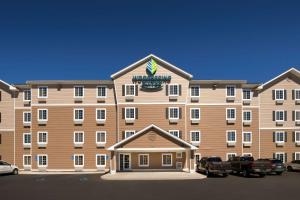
<box><xmin>286</xmin><ymin>160</ymin><xmax>300</xmax><ymax>171</ymax></box>
<box><xmin>196</xmin><ymin>156</ymin><xmax>232</xmax><ymax>177</ymax></box>
<box><xmin>258</xmin><ymin>159</ymin><xmax>285</xmax><ymax>175</ymax></box>
<box><xmin>0</xmin><ymin>161</ymin><xmax>19</xmax><ymax>175</ymax></box>
<box><xmin>229</xmin><ymin>156</ymin><xmax>272</xmax><ymax>177</ymax></box>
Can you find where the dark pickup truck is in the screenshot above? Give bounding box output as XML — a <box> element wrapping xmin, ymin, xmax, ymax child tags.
<box><xmin>229</xmin><ymin>156</ymin><xmax>272</xmax><ymax>177</ymax></box>
<box><xmin>196</xmin><ymin>156</ymin><xmax>232</xmax><ymax>177</ymax></box>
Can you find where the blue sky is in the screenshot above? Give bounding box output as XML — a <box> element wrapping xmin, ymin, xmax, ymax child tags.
<box><xmin>0</xmin><ymin>0</ymin><xmax>299</xmax><ymax>84</ymax></box>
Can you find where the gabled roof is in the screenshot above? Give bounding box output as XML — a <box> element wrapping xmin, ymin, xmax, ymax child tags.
<box><xmin>110</xmin><ymin>54</ymin><xmax>193</xmax><ymax>80</ymax></box>
<box><xmin>258</xmin><ymin>67</ymin><xmax>300</xmax><ymax>90</ymax></box>
<box><xmin>108</xmin><ymin>124</ymin><xmax>198</xmax><ymax>151</ymax></box>
<box><xmin>0</xmin><ymin>80</ymin><xmax>18</xmax><ymax>91</ymax></box>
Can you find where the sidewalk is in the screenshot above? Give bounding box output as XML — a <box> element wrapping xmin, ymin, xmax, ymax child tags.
<box><xmin>101</xmin><ymin>172</ymin><xmax>206</xmax><ymax>181</ymax></box>
<box><xmin>20</xmin><ymin>171</ymin><xmax>107</xmax><ymax>175</ymax></box>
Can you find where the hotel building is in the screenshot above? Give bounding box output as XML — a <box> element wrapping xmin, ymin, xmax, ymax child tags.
<box><xmin>0</xmin><ymin>54</ymin><xmax>300</xmax><ymax>173</ymax></box>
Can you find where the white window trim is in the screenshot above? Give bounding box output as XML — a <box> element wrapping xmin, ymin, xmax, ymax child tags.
<box><xmin>74</xmin><ymin>131</ymin><xmax>84</xmax><ymax>145</ymax></box>
<box><xmin>242</xmin><ymin>89</ymin><xmax>252</xmax><ymax>100</ymax></box>
<box><xmin>226</xmin><ymin>85</ymin><xmax>236</xmax><ymax>97</ymax></box>
<box><xmin>190</xmin><ymin>108</ymin><xmax>200</xmax><ymax>120</ymax></box>
<box><xmin>23</xmin><ymin>89</ymin><xmax>31</xmax><ymax>101</ymax></box>
<box><xmin>190</xmin><ymin>85</ymin><xmax>200</xmax><ymax>97</ymax></box>
<box><xmin>226</xmin><ymin>153</ymin><xmax>237</xmax><ymax>160</ymax></box>
<box><xmin>190</xmin><ymin>131</ymin><xmax>201</xmax><ymax>143</ymax></box>
<box><xmin>96</xmin><ymin>108</ymin><xmax>106</xmax><ymax>121</ymax></box>
<box><xmin>169</xmin><ymin>130</ymin><xmax>180</xmax><ymax>138</ymax></box>
<box><xmin>23</xmin><ymin>133</ymin><xmax>31</xmax><ymax>145</ymax></box>
<box><xmin>96</xmin><ymin>154</ymin><xmax>106</xmax><ymax>167</ymax></box>
<box><xmin>295</xmin><ymin>89</ymin><xmax>300</xmax><ymax>100</ymax></box>
<box><xmin>125</xmin><ymin>84</ymin><xmax>135</xmax><ymax>96</ymax></box>
<box><xmin>295</xmin><ymin>110</ymin><xmax>300</xmax><ymax>122</ymax></box>
<box><xmin>96</xmin><ymin>131</ymin><xmax>106</xmax><ymax>144</ymax></box>
<box><xmin>226</xmin><ymin>108</ymin><xmax>236</xmax><ymax>120</ymax></box>
<box><xmin>38</xmin><ymin>86</ymin><xmax>48</xmax><ymax>98</ymax></box>
<box><xmin>96</xmin><ymin>86</ymin><xmax>107</xmax><ymax>98</ymax></box>
<box><xmin>275</xmin><ymin>89</ymin><xmax>285</xmax><ymax>100</ymax></box>
<box><xmin>73</xmin><ymin>85</ymin><xmax>84</xmax><ymax>98</ymax></box>
<box><xmin>294</xmin><ymin>152</ymin><xmax>300</xmax><ymax>160</ymax></box>
<box><xmin>242</xmin><ymin>132</ymin><xmax>252</xmax><ymax>144</ymax></box>
<box><xmin>275</xmin><ymin>131</ymin><xmax>285</xmax><ymax>143</ymax></box>
<box><xmin>37</xmin><ymin>131</ymin><xmax>48</xmax><ymax>145</ymax></box>
<box><xmin>243</xmin><ymin>110</ymin><xmax>252</xmax><ymax>122</ymax></box>
<box><xmin>74</xmin><ymin>154</ymin><xmax>84</xmax><ymax>167</ymax></box>
<box><xmin>37</xmin><ymin>109</ymin><xmax>48</xmax><ymax>122</ymax></box>
<box><xmin>23</xmin><ymin>112</ymin><xmax>31</xmax><ymax>123</ymax></box>
<box><xmin>162</xmin><ymin>153</ymin><xmax>172</xmax><ymax>167</ymax></box>
<box><xmin>168</xmin><ymin>107</ymin><xmax>179</xmax><ymax>120</ymax></box>
<box><xmin>194</xmin><ymin>153</ymin><xmax>201</xmax><ymax>164</ymax></box>
<box><xmin>37</xmin><ymin>154</ymin><xmax>48</xmax><ymax>167</ymax></box>
<box><xmin>295</xmin><ymin>131</ymin><xmax>300</xmax><ymax>143</ymax></box>
<box><xmin>124</xmin><ymin>130</ymin><xmax>135</xmax><ymax>139</ymax></box>
<box><xmin>125</xmin><ymin>107</ymin><xmax>136</xmax><ymax>120</ymax></box>
<box><xmin>275</xmin><ymin>110</ymin><xmax>285</xmax><ymax>122</ymax></box>
<box><xmin>138</xmin><ymin>154</ymin><xmax>149</xmax><ymax>167</ymax></box>
<box><xmin>74</xmin><ymin>108</ymin><xmax>84</xmax><ymax>121</ymax></box>
<box><xmin>23</xmin><ymin>155</ymin><xmax>32</xmax><ymax>167</ymax></box>
<box><xmin>176</xmin><ymin>152</ymin><xmax>182</xmax><ymax>158</ymax></box>
<box><xmin>168</xmin><ymin>84</ymin><xmax>179</xmax><ymax>96</ymax></box>
<box><xmin>226</xmin><ymin>130</ymin><xmax>237</xmax><ymax>143</ymax></box>
<box><xmin>275</xmin><ymin>152</ymin><xmax>285</xmax><ymax>163</ymax></box>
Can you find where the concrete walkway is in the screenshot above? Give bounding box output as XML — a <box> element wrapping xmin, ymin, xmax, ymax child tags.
<box><xmin>20</xmin><ymin>171</ymin><xmax>106</xmax><ymax>175</ymax></box>
<box><xmin>101</xmin><ymin>172</ymin><xmax>206</xmax><ymax>181</ymax></box>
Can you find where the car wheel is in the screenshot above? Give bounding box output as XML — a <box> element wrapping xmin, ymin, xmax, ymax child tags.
<box><xmin>12</xmin><ymin>169</ymin><xmax>18</xmax><ymax>175</ymax></box>
<box><xmin>243</xmin><ymin>170</ymin><xmax>249</xmax><ymax>177</ymax></box>
<box><xmin>287</xmin><ymin>166</ymin><xmax>293</xmax><ymax>172</ymax></box>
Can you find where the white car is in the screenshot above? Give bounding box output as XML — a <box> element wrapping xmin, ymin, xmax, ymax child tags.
<box><xmin>0</xmin><ymin>161</ymin><xmax>19</xmax><ymax>175</ymax></box>
<box><xmin>286</xmin><ymin>160</ymin><xmax>300</xmax><ymax>171</ymax></box>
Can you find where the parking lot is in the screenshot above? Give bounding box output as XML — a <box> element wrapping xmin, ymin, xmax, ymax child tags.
<box><xmin>1</xmin><ymin>172</ymin><xmax>299</xmax><ymax>200</ymax></box>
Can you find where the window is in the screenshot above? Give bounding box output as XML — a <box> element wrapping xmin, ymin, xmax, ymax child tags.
<box><xmin>125</xmin><ymin>107</ymin><xmax>135</xmax><ymax>120</ymax></box>
<box><xmin>23</xmin><ymin>155</ymin><xmax>31</xmax><ymax>166</ymax></box>
<box><xmin>243</xmin><ymin>132</ymin><xmax>252</xmax><ymax>143</ymax></box>
<box><xmin>38</xmin><ymin>155</ymin><xmax>47</xmax><ymax>167</ymax></box>
<box><xmin>295</xmin><ymin>131</ymin><xmax>300</xmax><ymax>143</ymax></box>
<box><xmin>74</xmin><ymin>109</ymin><xmax>84</xmax><ymax>121</ymax></box>
<box><xmin>74</xmin><ymin>86</ymin><xmax>84</xmax><ymax>98</ymax></box>
<box><xmin>227</xmin><ymin>130</ymin><xmax>236</xmax><ymax>142</ymax></box>
<box><xmin>227</xmin><ymin>153</ymin><xmax>237</xmax><ymax>161</ymax></box>
<box><xmin>295</xmin><ymin>152</ymin><xmax>300</xmax><ymax>161</ymax></box>
<box><xmin>38</xmin><ymin>109</ymin><xmax>48</xmax><ymax>121</ymax></box>
<box><xmin>195</xmin><ymin>153</ymin><xmax>201</xmax><ymax>164</ymax></box>
<box><xmin>0</xmin><ymin>112</ymin><xmax>1</xmax><ymax>123</ymax></box>
<box><xmin>226</xmin><ymin>85</ymin><xmax>236</xmax><ymax>97</ymax></box>
<box><xmin>242</xmin><ymin>89</ymin><xmax>251</xmax><ymax>100</ymax></box>
<box><xmin>23</xmin><ymin>112</ymin><xmax>31</xmax><ymax>123</ymax></box>
<box><xmin>74</xmin><ymin>132</ymin><xmax>84</xmax><ymax>144</ymax></box>
<box><xmin>243</xmin><ymin>111</ymin><xmax>252</xmax><ymax>122</ymax></box>
<box><xmin>190</xmin><ymin>108</ymin><xmax>200</xmax><ymax>120</ymax></box>
<box><xmin>125</xmin><ymin>84</ymin><xmax>135</xmax><ymax>96</ymax></box>
<box><xmin>275</xmin><ymin>89</ymin><xmax>285</xmax><ymax>100</ymax></box>
<box><xmin>275</xmin><ymin>131</ymin><xmax>285</xmax><ymax>143</ymax></box>
<box><xmin>275</xmin><ymin>153</ymin><xmax>285</xmax><ymax>163</ymax></box>
<box><xmin>169</xmin><ymin>107</ymin><xmax>179</xmax><ymax>119</ymax></box>
<box><xmin>243</xmin><ymin>153</ymin><xmax>252</xmax><ymax>157</ymax></box>
<box><xmin>0</xmin><ymin>134</ymin><xmax>1</xmax><ymax>144</ymax></box>
<box><xmin>169</xmin><ymin>130</ymin><xmax>180</xmax><ymax>138</ymax></box>
<box><xmin>190</xmin><ymin>86</ymin><xmax>200</xmax><ymax>97</ymax></box>
<box><xmin>124</xmin><ymin>130</ymin><xmax>135</xmax><ymax>139</ymax></box>
<box><xmin>169</xmin><ymin>84</ymin><xmax>179</xmax><ymax>96</ymax></box>
<box><xmin>190</xmin><ymin>131</ymin><xmax>200</xmax><ymax>143</ymax></box>
<box><xmin>74</xmin><ymin>154</ymin><xmax>84</xmax><ymax>167</ymax></box>
<box><xmin>226</xmin><ymin>108</ymin><xmax>236</xmax><ymax>120</ymax></box>
<box><xmin>162</xmin><ymin>154</ymin><xmax>172</xmax><ymax>166</ymax></box>
<box><xmin>38</xmin><ymin>86</ymin><xmax>48</xmax><ymax>98</ymax></box>
<box><xmin>96</xmin><ymin>109</ymin><xmax>106</xmax><ymax>121</ymax></box>
<box><xmin>97</xmin><ymin>86</ymin><xmax>107</xmax><ymax>98</ymax></box>
<box><xmin>23</xmin><ymin>90</ymin><xmax>31</xmax><ymax>101</ymax></box>
<box><xmin>96</xmin><ymin>131</ymin><xmax>106</xmax><ymax>144</ymax></box>
<box><xmin>139</xmin><ymin>154</ymin><xmax>149</xmax><ymax>167</ymax></box>
<box><xmin>37</xmin><ymin>132</ymin><xmax>48</xmax><ymax>144</ymax></box>
<box><xmin>295</xmin><ymin>110</ymin><xmax>300</xmax><ymax>121</ymax></box>
<box><xmin>23</xmin><ymin>133</ymin><xmax>31</xmax><ymax>145</ymax></box>
<box><xmin>295</xmin><ymin>89</ymin><xmax>300</xmax><ymax>100</ymax></box>
<box><xmin>275</xmin><ymin>110</ymin><xmax>285</xmax><ymax>121</ymax></box>
<box><xmin>96</xmin><ymin>154</ymin><xmax>106</xmax><ymax>167</ymax></box>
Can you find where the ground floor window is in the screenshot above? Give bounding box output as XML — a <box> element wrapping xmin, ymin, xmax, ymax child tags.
<box><xmin>138</xmin><ymin>154</ymin><xmax>149</xmax><ymax>167</ymax></box>
<box><xmin>23</xmin><ymin>155</ymin><xmax>31</xmax><ymax>166</ymax></box>
<box><xmin>194</xmin><ymin>153</ymin><xmax>201</xmax><ymax>164</ymax></box>
<box><xmin>162</xmin><ymin>153</ymin><xmax>172</xmax><ymax>167</ymax></box>
<box><xmin>38</xmin><ymin>155</ymin><xmax>47</xmax><ymax>167</ymax></box>
<box><xmin>96</xmin><ymin>154</ymin><xmax>106</xmax><ymax>167</ymax></box>
<box><xmin>295</xmin><ymin>152</ymin><xmax>300</xmax><ymax>161</ymax></box>
<box><xmin>242</xmin><ymin>153</ymin><xmax>252</xmax><ymax>157</ymax></box>
<box><xmin>275</xmin><ymin>152</ymin><xmax>286</xmax><ymax>163</ymax></box>
<box><xmin>74</xmin><ymin>154</ymin><xmax>84</xmax><ymax>167</ymax></box>
<box><xmin>226</xmin><ymin>153</ymin><xmax>237</xmax><ymax>161</ymax></box>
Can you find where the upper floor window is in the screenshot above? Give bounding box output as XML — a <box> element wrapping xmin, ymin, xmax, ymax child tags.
<box><xmin>227</xmin><ymin>130</ymin><xmax>236</xmax><ymax>143</ymax></box>
<box><xmin>275</xmin><ymin>110</ymin><xmax>285</xmax><ymax>121</ymax></box>
<box><xmin>226</xmin><ymin>85</ymin><xmax>236</xmax><ymax>97</ymax></box>
<box><xmin>38</xmin><ymin>109</ymin><xmax>48</xmax><ymax>121</ymax></box>
<box><xmin>190</xmin><ymin>86</ymin><xmax>200</xmax><ymax>97</ymax></box>
<box><xmin>169</xmin><ymin>84</ymin><xmax>179</xmax><ymax>96</ymax></box>
<box><xmin>96</xmin><ymin>109</ymin><xmax>106</xmax><ymax>121</ymax></box>
<box><xmin>190</xmin><ymin>108</ymin><xmax>200</xmax><ymax>120</ymax></box>
<box><xmin>74</xmin><ymin>132</ymin><xmax>84</xmax><ymax>145</ymax></box>
<box><xmin>226</xmin><ymin>108</ymin><xmax>236</xmax><ymax>120</ymax></box>
<box><xmin>74</xmin><ymin>86</ymin><xmax>84</xmax><ymax>98</ymax></box>
<box><xmin>243</xmin><ymin>110</ymin><xmax>252</xmax><ymax>122</ymax></box>
<box><xmin>97</xmin><ymin>86</ymin><xmax>107</xmax><ymax>98</ymax></box>
<box><xmin>294</xmin><ymin>89</ymin><xmax>300</xmax><ymax>100</ymax></box>
<box><xmin>295</xmin><ymin>131</ymin><xmax>300</xmax><ymax>143</ymax></box>
<box><xmin>23</xmin><ymin>112</ymin><xmax>31</xmax><ymax>123</ymax></box>
<box><xmin>96</xmin><ymin>131</ymin><xmax>106</xmax><ymax>144</ymax></box>
<box><xmin>294</xmin><ymin>110</ymin><xmax>300</xmax><ymax>122</ymax></box>
<box><xmin>125</xmin><ymin>84</ymin><xmax>135</xmax><ymax>96</ymax></box>
<box><xmin>38</xmin><ymin>86</ymin><xmax>48</xmax><ymax>98</ymax></box>
<box><xmin>23</xmin><ymin>90</ymin><xmax>31</xmax><ymax>101</ymax></box>
<box><xmin>23</xmin><ymin>133</ymin><xmax>31</xmax><ymax>145</ymax></box>
<box><xmin>243</xmin><ymin>132</ymin><xmax>252</xmax><ymax>143</ymax></box>
<box><xmin>169</xmin><ymin>107</ymin><xmax>179</xmax><ymax>119</ymax></box>
<box><xmin>37</xmin><ymin>132</ymin><xmax>48</xmax><ymax>144</ymax></box>
<box><xmin>275</xmin><ymin>131</ymin><xmax>285</xmax><ymax>143</ymax></box>
<box><xmin>242</xmin><ymin>89</ymin><xmax>251</xmax><ymax>100</ymax></box>
<box><xmin>74</xmin><ymin>109</ymin><xmax>84</xmax><ymax>121</ymax></box>
<box><xmin>190</xmin><ymin>131</ymin><xmax>200</xmax><ymax>143</ymax></box>
<box><xmin>169</xmin><ymin>130</ymin><xmax>180</xmax><ymax>138</ymax></box>
<box><xmin>125</xmin><ymin>107</ymin><xmax>135</xmax><ymax>120</ymax></box>
<box><xmin>125</xmin><ymin>130</ymin><xmax>135</xmax><ymax>139</ymax></box>
<box><xmin>275</xmin><ymin>89</ymin><xmax>285</xmax><ymax>100</ymax></box>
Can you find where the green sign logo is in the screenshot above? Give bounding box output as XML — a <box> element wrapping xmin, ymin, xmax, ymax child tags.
<box><xmin>146</xmin><ymin>59</ymin><xmax>157</xmax><ymax>76</ymax></box>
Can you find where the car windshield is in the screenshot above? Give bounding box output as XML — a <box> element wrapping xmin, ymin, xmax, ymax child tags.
<box><xmin>207</xmin><ymin>157</ymin><xmax>222</xmax><ymax>162</ymax></box>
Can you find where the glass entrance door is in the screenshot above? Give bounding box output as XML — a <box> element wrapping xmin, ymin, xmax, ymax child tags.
<box><xmin>119</xmin><ymin>153</ymin><xmax>131</xmax><ymax>171</ymax></box>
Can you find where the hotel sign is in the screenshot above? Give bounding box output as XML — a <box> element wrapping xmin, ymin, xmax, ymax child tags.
<box><xmin>132</xmin><ymin>59</ymin><xmax>171</xmax><ymax>89</ymax></box>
